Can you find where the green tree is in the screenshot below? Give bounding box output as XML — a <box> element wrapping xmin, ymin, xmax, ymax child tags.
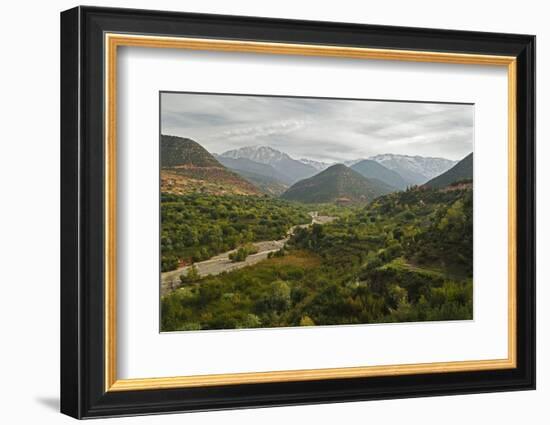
<box><xmin>180</xmin><ymin>264</ymin><xmax>200</xmax><ymax>284</ymax></box>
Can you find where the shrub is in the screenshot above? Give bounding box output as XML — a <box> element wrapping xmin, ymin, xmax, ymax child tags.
<box><xmin>229</xmin><ymin>243</ymin><xmax>259</xmax><ymax>262</ymax></box>
<box><xmin>299</xmin><ymin>315</ymin><xmax>315</xmax><ymax>326</ymax></box>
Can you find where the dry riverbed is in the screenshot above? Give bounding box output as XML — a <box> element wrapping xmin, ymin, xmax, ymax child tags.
<box><xmin>160</xmin><ymin>213</ymin><xmax>335</xmax><ymax>296</ymax></box>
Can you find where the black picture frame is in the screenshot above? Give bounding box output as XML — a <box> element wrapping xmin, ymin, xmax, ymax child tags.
<box><xmin>61</xmin><ymin>5</ymin><xmax>535</xmax><ymax>419</ymax></box>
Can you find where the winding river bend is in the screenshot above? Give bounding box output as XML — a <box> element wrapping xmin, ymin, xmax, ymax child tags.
<box><xmin>160</xmin><ymin>212</ymin><xmax>335</xmax><ymax>296</ymax></box>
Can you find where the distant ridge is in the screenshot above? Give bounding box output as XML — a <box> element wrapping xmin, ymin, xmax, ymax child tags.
<box><xmin>299</xmin><ymin>158</ymin><xmax>333</xmax><ymax>171</ymax></box>
<box><xmin>424</xmin><ymin>153</ymin><xmax>473</xmax><ymax>189</ymax></box>
<box><xmin>220</xmin><ymin>145</ymin><xmax>317</xmax><ymax>184</ymax></box>
<box><xmin>215</xmin><ymin>155</ymin><xmax>289</xmax><ymax>195</ymax></box>
<box><xmin>160</xmin><ymin>135</ymin><xmax>260</xmax><ymax>196</ymax></box>
<box><xmin>351</xmin><ymin>159</ymin><xmax>407</xmax><ymax>190</ymax></box>
<box><xmin>369</xmin><ymin>153</ymin><xmax>457</xmax><ymax>185</ymax></box>
<box><xmin>281</xmin><ymin>164</ymin><xmax>394</xmax><ymax>204</ymax></box>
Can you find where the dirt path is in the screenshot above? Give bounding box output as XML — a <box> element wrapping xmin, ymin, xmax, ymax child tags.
<box><xmin>161</xmin><ymin>212</ymin><xmax>336</xmax><ymax>296</ymax></box>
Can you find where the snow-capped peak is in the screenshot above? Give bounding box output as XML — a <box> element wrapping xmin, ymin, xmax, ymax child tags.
<box><xmin>299</xmin><ymin>158</ymin><xmax>334</xmax><ymax>171</ymax></box>
<box><xmin>369</xmin><ymin>153</ymin><xmax>457</xmax><ymax>180</ymax></box>
<box><xmin>220</xmin><ymin>145</ymin><xmax>292</xmax><ymax>165</ymax></box>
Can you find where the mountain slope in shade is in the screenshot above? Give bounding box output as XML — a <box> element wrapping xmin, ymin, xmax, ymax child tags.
<box><xmin>369</xmin><ymin>154</ymin><xmax>457</xmax><ymax>185</ymax></box>
<box><xmin>160</xmin><ymin>135</ymin><xmax>260</xmax><ymax>196</ymax></box>
<box><xmin>215</xmin><ymin>155</ymin><xmax>289</xmax><ymax>195</ymax></box>
<box><xmin>231</xmin><ymin>170</ymin><xmax>288</xmax><ymax>196</ymax></box>
<box><xmin>215</xmin><ymin>155</ymin><xmax>288</xmax><ymax>184</ymax></box>
<box><xmin>424</xmin><ymin>153</ymin><xmax>473</xmax><ymax>189</ymax></box>
<box><xmin>351</xmin><ymin>159</ymin><xmax>407</xmax><ymax>190</ymax></box>
<box><xmin>281</xmin><ymin>164</ymin><xmax>394</xmax><ymax>204</ymax></box>
<box><xmin>220</xmin><ymin>146</ymin><xmax>317</xmax><ymax>184</ymax></box>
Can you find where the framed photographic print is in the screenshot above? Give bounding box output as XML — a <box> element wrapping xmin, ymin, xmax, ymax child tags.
<box><xmin>60</xmin><ymin>6</ymin><xmax>536</xmax><ymax>419</ymax></box>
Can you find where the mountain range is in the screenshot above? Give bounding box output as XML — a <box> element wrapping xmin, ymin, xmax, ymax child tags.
<box><xmin>281</xmin><ymin>164</ymin><xmax>395</xmax><ymax>204</ymax></box>
<box><xmin>219</xmin><ymin>146</ymin><xmax>457</xmax><ymax>189</ymax></box>
<box><xmin>369</xmin><ymin>154</ymin><xmax>457</xmax><ymax>185</ymax></box>
<box><xmin>161</xmin><ymin>136</ymin><xmax>470</xmax><ymax>203</ymax></box>
<box><xmin>221</xmin><ymin>145</ymin><xmax>317</xmax><ymax>184</ymax></box>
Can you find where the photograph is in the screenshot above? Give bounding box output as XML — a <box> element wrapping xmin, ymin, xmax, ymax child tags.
<box><xmin>55</xmin><ymin>4</ymin><xmax>537</xmax><ymax>419</ymax></box>
<box><xmin>159</xmin><ymin>92</ymin><xmax>474</xmax><ymax>332</ymax></box>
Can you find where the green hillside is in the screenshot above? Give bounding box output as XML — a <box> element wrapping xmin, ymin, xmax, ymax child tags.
<box><xmin>281</xmin><ymin>164</ymin><xmax>394</xmax><ymax>204</ymax></box>
<box><xmin>351</xmin><ymin>159</ymin><xmax>407</xmax><ymax>190</ymax></box>
<box><xmin>424</xmin><ymin>153</ymin><xmax>473</xmax><ymax>189</ymax></box>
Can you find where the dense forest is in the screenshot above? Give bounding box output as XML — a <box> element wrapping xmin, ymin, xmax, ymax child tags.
<box><xmin>161</xmin><ymin>186</ymin><xmax>473</xmax><ymax>331</ymax></box>
<box><xmin>161</xmin><ymin>193</ymin><xmax>310</xmax><ymax>271</ymax></box>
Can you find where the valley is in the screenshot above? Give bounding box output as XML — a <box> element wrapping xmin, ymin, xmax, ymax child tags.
<box><xmin>161</xmin><ymin>212</ymin><xmax>336</xmax><ymax>296</ymax></box>
<box><xmin>159</xmin><ymin>135</ymin><xmax>474</xmax><ymax>332</ymax></box>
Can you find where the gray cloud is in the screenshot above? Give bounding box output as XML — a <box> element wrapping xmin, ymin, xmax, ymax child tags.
<box><xmin>161</xmin><ymin>92</ymin><xmax>473</xmax><ymax>161</ymax></box>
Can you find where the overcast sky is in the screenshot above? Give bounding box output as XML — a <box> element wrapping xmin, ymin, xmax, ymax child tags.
<box><xmin>161</xmin><ymin>92</ymin><xmax>473</xmax><ymax>162</ymax></box>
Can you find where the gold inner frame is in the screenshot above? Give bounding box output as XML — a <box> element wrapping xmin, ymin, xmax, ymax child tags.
<box><xmin>104</xmin><ymin>33</ymin><xmax>518</xmax><ymax>392</ymax></box>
